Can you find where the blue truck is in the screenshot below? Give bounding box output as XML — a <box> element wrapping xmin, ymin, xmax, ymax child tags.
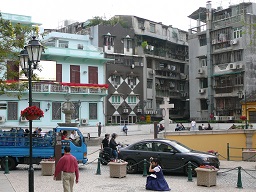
<box><xmin>0</xmin><ymin>126</ymin><xmax>88</xmax><ymax>170</ymax></box>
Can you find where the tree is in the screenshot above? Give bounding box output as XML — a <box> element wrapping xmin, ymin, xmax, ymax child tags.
<box><xmin>87</xmin><ymin>16</ymin><xmax>128</xmax><ymax>28</ymax></box>
<box><xmin>0</xmin><ymin>13</ymin><xmax>39</xmax><ymax>99</ymax></box>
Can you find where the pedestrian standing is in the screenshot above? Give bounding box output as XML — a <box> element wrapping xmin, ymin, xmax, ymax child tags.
<box><xmin>191</xmin><ymin>120</ymin><xmax>196</xmax><ymax>131</ymax></box>
<box><xmin>98</xmin><ymin>122</ymin><xmax>102</xmax><ymax>137</ymax></box>
<box><xmin>54</xmin><ymin>146</ymin><xmax>79</xmax><ymax>192</ymax></box>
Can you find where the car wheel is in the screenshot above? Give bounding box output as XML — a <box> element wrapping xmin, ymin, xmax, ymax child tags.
<box><xmin>184</xmin><ymin>161</ymin><xmax>199</xmax><ymax>177</ymax></box>
<box><xmin>126</xmin><ymin>159</ymin><xmax>137</xmax><ymax>174</ymax></box>
<box><xmin>1</xmin><ymin>157</ymin><xmax>17</xmax><ymax>170</ymax></box>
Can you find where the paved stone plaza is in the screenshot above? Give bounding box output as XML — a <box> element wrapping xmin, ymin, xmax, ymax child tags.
<box><xmin>1</xmin><ymin>133</ymin><xmax>256</xmax><ymax>192</ymax></box>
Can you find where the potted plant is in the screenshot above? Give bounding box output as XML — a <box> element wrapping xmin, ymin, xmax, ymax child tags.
<box><xmin>21</xmin><ymin>106</ymin><xmax>44</xmax><ymax>120</ymax></box>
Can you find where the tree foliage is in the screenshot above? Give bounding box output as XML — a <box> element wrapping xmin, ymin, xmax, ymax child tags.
<box><xmin>0</xmin><ymin>13</ymin><xmax>39</xmax><ymax>99</ymax></box>
<box><xmin>87</xmin><ymin>16</ymin><xmax>128</xmax><ymax>28</ymax></box>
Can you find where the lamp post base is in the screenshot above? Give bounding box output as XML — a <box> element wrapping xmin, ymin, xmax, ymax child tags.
<box><xmin>28</xmin><ymin>166</ymin><xmax>34</xmax><ymax>192</ymax></box>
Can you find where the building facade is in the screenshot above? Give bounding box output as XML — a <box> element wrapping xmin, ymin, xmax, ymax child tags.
<box><xmin>116</xmin><ymin>16</ymin><xmax>189</xmax><ymax>121</ymax></box>
<box><xmin>188</xmin><ymin>2</ymin><xmax>256</xmax><ymax>122</ymax></box>
<box><xmin>0</xmin><ymin>13</ymin><xmax>109</xmax><ymax>128</ymax></box>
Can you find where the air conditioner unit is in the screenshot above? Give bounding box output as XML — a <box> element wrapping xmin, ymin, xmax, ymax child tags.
<box><xmin>230</xmin><ymin>39</ymin><xmax>238</xmax><ymax>45</ymax></box>
<box><xmin>212</xmin><ymin>39</ymin><xmax>217</xmax><ymax>44</ymax></box>
<box><xmin>236</xmin><ymin>64</ymin><xmax>243</xmax><ymax>69</ymax></box>
<box><xmin>20</xmin><ymin>116</ymin><xmax>28</xmax><ymax>122</ymax></box>
<box><xmin>0</xmin><ymin>116</ymin><xmax>5</xmax><ymax>123</ymax></box>
<box><xmin>123</xmin><ymin>109</ymin><xmax>129</xmax><ymax>113</ymax></box>
<box><xmin>198</xmin><ymin>68</ymin><xmax>203</xmax><ymax>74</ymax></box>
<box><xmin>81</xmin><ymin>119</ymin><xmax>88</xmax><ymax>125</ymax></box>
<box><xmin>199</xmin><ymin>89</ymin><xmax>205</xmax><ymax>94</ymax></box>
<box><xmin>141</xmin><ymin>26</ymin><xmax>145</xmax><ymax>30</ymax></box>
<box><xmin>229</xmin><ymin>63</ymin><xmax>237</xmax><ymax>70</ymax></box>
<box><xmin>137</xmin><ymin>109</ymin><xmax>142</xmax><ymax>113</ymax></box>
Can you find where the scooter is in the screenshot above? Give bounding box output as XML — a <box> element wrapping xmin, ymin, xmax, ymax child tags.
<box><xmin>99</xmin><ymin>147</ymin><xmax>113</xmax><ymax>165</ymax></box>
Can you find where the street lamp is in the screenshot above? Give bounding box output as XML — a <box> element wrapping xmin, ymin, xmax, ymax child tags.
<box><xmin>238</xmin><ymin>90</ymin><xmax>248</xmax><ymax>129</ymax></box>
<box><xmin>19</xmin><ymin>36</ymin><xmax>43</xmax><ymax>192</ymax></box>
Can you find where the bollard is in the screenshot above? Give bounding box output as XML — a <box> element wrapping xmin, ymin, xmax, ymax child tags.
<box><xmin>96</xmin><ymin>158</ymin><xmax>101</xmax><ymax>175</ymax></box>
<box><xmin>143</xmin><ymin>159</ymin><xmax>147</xmax><ymax>177</ymax></box>
<box><xmin>227</xmin><ymin>143</ymin><xmax>230</xmax><ymax>161</ymax></box>
<box><xmin>187</xmin><ymin>161</ymin><xmax>193</xmax><ymax>182</ymax></box>
<box><xmin>4</xmin><ymin>156</ymin><xmax>9</xmax><ymax>174</ymax></box>
<box><xmin>236</xmin><ymin>166</ymin><xmax>243</xmax><ymax>188</ymax></box>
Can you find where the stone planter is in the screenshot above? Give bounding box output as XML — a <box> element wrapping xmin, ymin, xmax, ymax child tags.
<box><xmin>40</xmin><ymin>160</ymin><xmax>55</xmax><ymax>176</ymax></box>
<box><xmin>108</xmin><ymin>161</ymin><xmax>128</xmax><ymax>178</ymax></box>
<box><xmin>195</xmin><ymin>167</ymin><xmax>218</xmax><ymax>187</ymax></box>
<box><xmin>242</xmin><ymin>150</ymin><xmax>256</xmax><ymax>162</ymax></box>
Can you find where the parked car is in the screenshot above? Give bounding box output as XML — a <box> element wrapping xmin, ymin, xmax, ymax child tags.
<box><xmin>118</xmin><ymin>139</ymin><xmax>220</xmax><ymax>176</ymax></box>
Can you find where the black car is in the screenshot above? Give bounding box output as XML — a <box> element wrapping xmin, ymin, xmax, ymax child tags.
<box><xmin>118</xmin><ymin>139</ymin><xmax>220</xmax><ymax>175</ymax></box>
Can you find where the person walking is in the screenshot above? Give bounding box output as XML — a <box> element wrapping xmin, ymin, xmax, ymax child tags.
<box><xmin>122</xmin><ymin>124</ymin><xmax>128</xmax><ymax>136</ymax></box>
<box><xmin>54</xmin><ymin>146</ymin><xmax>79</xmax><ymax>192</ymax></box>
<box><xmin>98</xmin><ymin>122</ymin><xmax>102</xmax><ymax>137</ymax></box>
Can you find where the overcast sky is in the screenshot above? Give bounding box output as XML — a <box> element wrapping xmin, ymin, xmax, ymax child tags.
<box><xmin>0</xmin><ymin>0</ymin><xmax>253</xmax><ymax>31</ymax></box>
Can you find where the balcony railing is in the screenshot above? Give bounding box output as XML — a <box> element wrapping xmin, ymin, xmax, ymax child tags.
<box><xmin>7</xmin><ymin>82</ymin><xmax>108</xmax><ymax>95</ymax></box>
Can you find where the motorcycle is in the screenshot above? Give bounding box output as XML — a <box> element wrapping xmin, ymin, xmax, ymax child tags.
<box><xmin>99</xmin><ymin>147</ymin><xmax>113</xmax><ymax>165</ymax></box>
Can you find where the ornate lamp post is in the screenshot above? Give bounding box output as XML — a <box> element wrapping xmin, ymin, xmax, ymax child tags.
<box><xmin>238</xmin><ymin>90</ymin><xmax>248</xmax><ymax>129</ymax></box>
<box><xmin>19</xmin><ymin>36</ymin><xmax>43</xmax><ymax>192</ymax></box>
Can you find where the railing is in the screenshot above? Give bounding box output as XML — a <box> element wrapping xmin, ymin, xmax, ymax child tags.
<box><xmin>7</xmin><ymin>83</ymin><xmax>107</xmax><ymax>95</ymax></box>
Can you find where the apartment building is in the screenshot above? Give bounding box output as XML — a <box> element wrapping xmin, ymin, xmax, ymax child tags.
<box><xmin>188</xmin><ymin>2</ymin><xmax>256</xmax><ymax>122</ymax></box>
<box><xmin>116</xmin><ymin>16</ymin><xmax>189</xmax><ymax>121</ymax></box>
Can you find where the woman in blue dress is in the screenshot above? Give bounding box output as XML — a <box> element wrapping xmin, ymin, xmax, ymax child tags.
<box><xmin>146</xmin><ymin>158</ymin><xmax>170</xmax><ymax>191</ymax></box>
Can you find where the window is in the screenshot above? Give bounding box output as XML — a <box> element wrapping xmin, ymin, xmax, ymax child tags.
<box><xmin>8</xmin><ymin>102</ymin><xmax>18</xmax><ymax>120</ymax></box>
<box><xmin>147</xmin><ymin>80</ymin><xmax>153</xmax><ymax>89</ymax></box>
<box><xmin>70</xmin><ymin>65</ymin><xmax>80</xmax><ymax>83</ymax></box>
<box><xmin>111</xmin><ymin>75</ymin><xmax>120</xmax><ymax>86</ymax></box>
<box><xmin>104</xmin><ymin>36</ymin><xmax>114</xmax><ymax>50</ymax></box>
<box><xmin>32</xmin><ymin>102</ymin><xmax>41</xmax><ymax>120</ymax></box>
<box><xmin>111</xmin><ymin>95</ymin><xmax>121</xmax><ymax>104</ymax></box>
<box><xmin>200</xmin><ymin>58</ymin><xmax>207</xmax><ymax>67</ymax></box>
<box><xmin>199</xmin><ymin>34</ymin><xmax>207</xmax><ymax>46</ymax></box>
<box><xmin>146</xmin><ymin>99</ymin><xmax>153</xmax><ymax>109</ymax></box>
<box><xmin>162</xmin><ymin>28</ymin><xmax>167</xmax><ymax>36</ymax></box>
<box><xmin>124</xmin><ymin>39</ymin><xmax>132</xmax><ymax>51</ymax></box>
<box><xmin>88</xmin><ymin>66</ymin><xmax>98</xmax><ymax>84</ymax></box>
<box><xmin>56</xmin><ymin>64</ymin><xmax>62</xmax><ymax>82</ymax></box>
<box><xmin>52</xmin><ymin>102</ymin><xmax>61</xmax><ymax>120</ymax></box>
<box><xmin>234</xmin><ymin>50</ymin><xmax>243</xmax><ymax>62</ymax></box>
<box><xmin>235</xmin><ymin>74</ymin><xmax>244</xmax><ymax>85</ymax></box>
<box><xmin>71</xmin><ymin>102</ymin><xmax>80</xmax><ymax>119</ymax></box>
<box><xmin>213</xmin><ymin>52</ymin><xmax>232</xmax><ymax>64</ymax></box>
<box><xmin>128</xmin><ymin>96</ymin><xmax>137</xmax><ymax>104</ymax></box>
<box><xmin>77</xmin><ymin>44</ymin><xmax>83</xmax><ymax>50</ymax></box>
<box><xmin>132</xmin><ymin>142</ymin><xmax>153</xmax><ymax>151</ymax></box>
<box><xmin>200</xmin><ymin>78</ymin><xmax>208</xmax><ymax>88</ymax></box>
<box><xmin>200</xmin><ymin>99</ymin><xmax>208</xmax><ymax>110</ymax></box>
<box><xmin>149</xmin><ymin>23</ymin><xmax>155</xmax><ymax>33</ymax></box>
<box><xmin>179</xmin><ymin>83</ymin><xmax>185</xmax><ymax>91</ymax></box>
<box><xmin>233</xmin><ymin>27</ymin><xmax>242</xmax><ymax>39</ymax></box>
<box><xmin>138</xmin><ymin>20</ymin><xmax>145</xmax><ymax>29</ymax></box>
<box><xmin>59</xmin><ymin>40</ymin><xmax>69</xmax><ymax>48</ymax></box>
<box><xmin>89</xmin><ymin>103</ymin><xmax>97</xmax><ymax>120</ymax></box>
<box><xmin>128</xmin><ymin>76</ymin><xmax>136</xmax><ymax>86</ymax></box>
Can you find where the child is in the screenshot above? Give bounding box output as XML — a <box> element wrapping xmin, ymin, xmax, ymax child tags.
<box><xmin>146</xmin><ymin>158</ymin><xmax>170</xmax><ymax>191</ymax></box>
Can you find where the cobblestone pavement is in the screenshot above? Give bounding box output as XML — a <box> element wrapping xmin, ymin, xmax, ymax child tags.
<box><xmin>2</xmin><ymin>133</ymin><xmax>256</xmax><ymax>192</ymax></box>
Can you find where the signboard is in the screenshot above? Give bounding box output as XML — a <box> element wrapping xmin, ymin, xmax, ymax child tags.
<box><xmin>61</xmin><ymin>141</ymin><xmax>70</xmax><ymax>146</ymax></box>
<box><xmin>146</xmin><ymin>115</ymin><xmax>151</xmax><ymax>123</ymax></box>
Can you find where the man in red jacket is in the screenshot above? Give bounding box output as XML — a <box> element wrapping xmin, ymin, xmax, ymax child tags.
<box><xmin>54</xmin><ymin>146</ymin><xmax>79</xmax><ymax>192</ymax></box>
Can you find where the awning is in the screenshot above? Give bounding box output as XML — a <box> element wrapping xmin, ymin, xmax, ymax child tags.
<box><xmin>212</xmin><ymin>71</ymin><xmax>243</xmax><ymax>77</ymax></box>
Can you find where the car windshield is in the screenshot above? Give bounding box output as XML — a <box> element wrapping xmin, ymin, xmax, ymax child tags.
<box><xmin>171</xmin><ymin>141</ymin><xmax>191</xmax><ymax>153</ymax></box>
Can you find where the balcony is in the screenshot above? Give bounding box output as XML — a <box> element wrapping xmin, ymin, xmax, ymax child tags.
<box><xmin>6</xmin><ymin>82</ymin><xmax>108</xmax><ymax>95</ymax></box>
